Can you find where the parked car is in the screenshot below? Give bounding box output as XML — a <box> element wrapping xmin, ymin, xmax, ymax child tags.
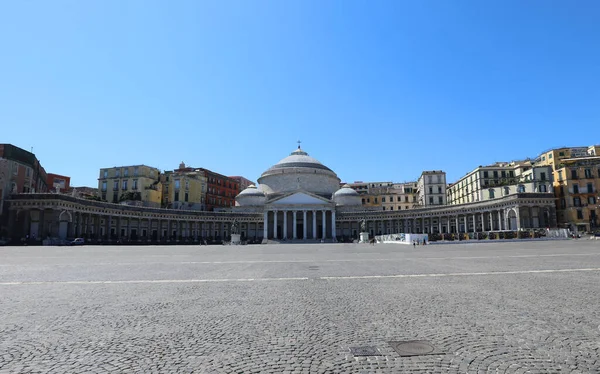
<box><xmin>69</xmin><ymin>238</ymin><xmax>85</xmax><ymax>246</ymax></box>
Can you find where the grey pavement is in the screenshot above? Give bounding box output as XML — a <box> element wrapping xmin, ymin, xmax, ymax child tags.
<box><xmin>0</xmin><ymin>240</ymin><xmax>599</xmax><ymax>373</ymax></box>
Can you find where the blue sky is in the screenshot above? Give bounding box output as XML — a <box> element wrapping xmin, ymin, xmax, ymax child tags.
<box><xmin>1</xmin><ymin>1</ymin><xmax>599</xmax><ymax>187</ymax></box>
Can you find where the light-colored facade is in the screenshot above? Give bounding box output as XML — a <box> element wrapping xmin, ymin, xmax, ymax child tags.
<box><xmin>98</xmin><ymin>165</ymin><xmax>162</xmax><ymax>207</ymax></box>
<box><xmin>161</xmin><ymin>164</ymin><xmax>207</xmax><ymax>211</ymax></box>
<box><xmin>553</xmin><ymin>156</ymin><xmax>600</xmax><ymax>232</ymax></box>
<box><xmin>417</xmin><ymin>171</ymin><xmax>447</xmax><ymax>206</ymax></box>
<box><xmin>345</xmin><ymin>181</ymin><xmax>418</xmax><ymax>211</ymax></box>
<box><xmin>447</xmin><ymin>161</ymin><xmax>553</xmax><ymax>205</ymax></box>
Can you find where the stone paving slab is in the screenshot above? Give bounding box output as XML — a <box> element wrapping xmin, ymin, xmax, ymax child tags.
<box><xmin>0</xmin><ymin>241</ymin><xmax>599</xmax><ymax>373</ymax></box>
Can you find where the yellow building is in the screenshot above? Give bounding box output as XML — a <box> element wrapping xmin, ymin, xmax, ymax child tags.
<box><xmin>553</xmin><ymin>156</ymin><xmax>600</xmax><ymax>232</ymax></box>
<box><xmin>534</xmin><ymin>145</ymin><xmax>600</xmax><ymax>233</ymax></box>
<box><xmin>161</xmin><ymin>163</ymin><xmax>207</xmax><ymax>210</ymax></box>
<box><xmin>345</xmin><ymin>181</ymin><xmax>418</xmax><ymax>211</ymax></box>
<box><xmin>98</xmin><ymin>165</ymin><xmax>162</xmax><ymax>207</ymax></box>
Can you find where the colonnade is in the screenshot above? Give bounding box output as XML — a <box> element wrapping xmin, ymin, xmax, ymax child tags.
<box><xmin>263</xmin><ymin>209</ymin><xmax>336</xmax><ymax>240</ymax></box>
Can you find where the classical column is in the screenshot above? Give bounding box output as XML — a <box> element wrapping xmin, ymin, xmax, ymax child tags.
<box><xmin>455</xmin><ymin>216</ymin><xmax>459</xmax><ymax>233</ymax></box>
<box><xmin>303</xmin><ymin>210</ymin><xmax>307</xmax><ymax>239</ymax></box>
<box><xmin>86</xmin><ymin>214</ymin><xmax>92</xmax><ymax>237</ymax></box>
<box><xmin>322</xmin><ymin>210</ymin><xmax>327</xmax><ymax>239</ymax></box>
<box><xmin>515</xmin><ymin>207</ymin><xmax>521</xmax><ymax>230</ymax></box>
<box><xmin>312</xmin><ymin>210</ymin><xmax>317</xmax><ymax>239</ymax></box>
<box><xmin>412</xmin><ymin>219</ymin><xmax>416</xmax><ymax>234</ymax></box>
<box><xmin>464</xmin><ymin>216</ymin><xmax>468</xmax><ymax>233</ymax></box>
<box><xmin>283</xmin><ymin>210</ymin><xmax>288</xmax><ymax>239</ymax></box>
<box><xmin>438</xmin><ymin>217</ymin><xmax>442</xmax><ymax>234</ymax></box>
<box><xmin>472</xmin><ymin>214</ymin><xmax>476</xmax><ymax>232</ymax></box>
<box><xmin>292</xmin><ymin>211</ymin><xmax>297</xmax><ymax>239</ymax></box>
<box><xmin>489</xmin><ymin>211</ymin><xmax>494</xmax><ymax>230</ymax></box>
<box><xmin>331</xmin><ymin>211</ymin><xmax>336</xmax><ymax>240</ymax></box>
<box><xmin>498</xmin><ymin>211</ymin><xmax>502</xmax><ymax>230</ymax></box>
<box><xmin>263</xmin><ymin>211</ymin><xmax>268</xmax><ymax>239</ymax></box>
<box><xmin>273</xmin><ymin>211</ymin><xmax>278</xmax><ymax>239</ymax></box>
<box><xmin>117</xmin><ymin>216</ymin><xmax>122</xmax><ymax>238</ymax></box>
<box><xmin>481</xmin><ymin>212</ymin><xmax>485</xmax><ymax>231</ymax></box>
<box><xmin>421</xmin><ymin>218</ymin><xmax>425</xmax><ymax>234</ymax></box>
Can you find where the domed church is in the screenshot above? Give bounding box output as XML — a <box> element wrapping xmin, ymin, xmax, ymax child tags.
<box><xmin>235</xmin><ymin>145</ymin><xmax>362</xmax><ymax>241</ymax></box>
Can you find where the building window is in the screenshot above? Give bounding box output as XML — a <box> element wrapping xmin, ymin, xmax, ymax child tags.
<box><xmin>589</xmin><ymin>196</ymin><xmax>596</xmax><ymax>205</ymax></box>
<box><xmin>560</xmin><ymin>198</ymin><xmax>566</xmax><ymax>209</ymax></box>
<box><xmin>175</xmin><ymin>192</ymin><xmax>179</xmax><ymax>202</ymax></box>
<box><xmin>102</xmin><ymin>181</ymin><xmax>107</xmax><ymax>191</ymax></box>
<box><xmin>382</xmin><ymin>197</ymin><xmax>386</xmax><ymax>203</ymax></box>
<box><xmin>504</xmin><ymin>186</ymin><xmax>510</xmax><ymax>195</ymax></box>
<box><xmin>374</xmin><ymin>198</ymin><xmax>378</xmax><ymax>204</ymax></box>
<box><xmin>573</xmin><ymin>197</ymin><xmax>581</xmax><ymax>207</ymax></box>
<box><xmin>113</xmin><ymin>181</ymin><xmax>119</xmax><ymax>191</ymax></box>
<box><xmin>585</xmin><ymin>169</ymin><xmax>592</xmax><ymax>178</ymax></box>
<box><xmin>573</xmin><ymin>185</ymin><xmax>579</xmax><ymax>194</ymax></box>
<box><xmin>428</xmin><ymin>176</ymin><xmax>433</xmax><ymax>183</ymax></box>
<box><xmin>134</xmin><ymin>167</ymin><xmax>139</xmax><ymax>176</ymax></box>
<box><xmin>549</xmin><ymin>153</ymin><xmax>553</xmax><ymax>159</ymax></box>
<box><xmin>501</xmin><ymin>170</ymin><xmax>506</xmax><ymax>178</ymax></box>
<box><xmin>367</xmin><ymin>198</ymin><xmax>370</xmax><ymax>203</ymax></box>
<box><xmin>116</xmin><ymin>169</ymin><xmax>120</xmax><ymax>177</ymax></box>
<box><xmin>539</xmin><ymin>184</ymin><xmax>547</xmax><ymax>192</ymax></box>
<box><xmin>122</xmin><ymin>180</ymin><xmax>127</xmax><ymax>190</ymax></box>
<box><xmin>438</xmin><ymin>196</ymin><xmax>443</xmax><ymax>204</ymax></box>
<box><xmin>390</xmin><ymin>206</ymin><xmax>394</xmax><ymax>211</ymax></box>
<box><xmin>489</xmin><ymin>189</ymin><xmax>495</xmax><ymax>199</ymax></box>
<box><xmin>429</xmin><ymin>187</ymin><xmax>433</xmax><ymax>194</ymax></box>
<box><xmin>540</xmin><ymin>172</ymin><xmax>546</xmax><ymax>181</ymax></box>
<box><xmin>577</xmin><ymin>210</ymin><xmax>583</xmax><ymax>219</ymax></box>
<box><xmin>124</xmin><ymin>168</ymin><xmax>129</xmax><ymax>177</ymax></box>
<box><xmin>404</xmin><ymin>196</ymin><xmax>408</xmax><ymax>202</ymax></box>
<box><xmin>103</xmin><ymin>170</ymin><xmax>108</xmax><ymax>178</ymax></box>
<box><xmin>438</xmin><ymin>186</ymin><xmax>442</xmax><ymax>194</ymax></box>
<box><xmin>185</xmin><ymin>180</ymin><xmax>189</xmax><ymax>190</ymax></box>
<box><xmin>571</xmin><ymin>169</ymin><xmax>578</xmax><ymax>179</ymax></box>
<box><xmin>429</xmin><ymin>197</ymin><xmax>433</xmax><ymax>204</ymax></box>
<box><xmin>517</xmin><ymin>185</ymin><xmax>525</xmax><ymax>193</ymax></box>
<box><xmin>382</xmin><ymin>207</ymin><xmax>386</xmax><ymax>211</ymax></box>
<box><xmin>185</xmin><ymin>192</ymin><xmax>189</xmax><ymax>202</ymax></box>
<box><xmin>113</xmin><ymin>194</ymin><xmax>118</xmax><ymax>203</ymax></box>
<box><xmin>175</xmin><ymin>180</ymin><xmax>180</xmax><ymax>189</ymax></box>
<box><xmin>132</xmin><ymin>179</ymin><xmax>138</xmax><ymax>190</ymax></box>
<box><xmin>361</xmin><ymin>199</ymin><xmax>365</xmax><ymax>204</ymax></box>
<box><xmin>587</xmin><ymin>183</ymin><xmax>593</xmax><ymax>193</ymax></box>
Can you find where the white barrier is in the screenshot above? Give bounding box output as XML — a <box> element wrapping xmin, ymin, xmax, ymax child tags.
<box><xmin>376</xmin><ymin>233</ymin><xmax>429</xmax><ymax>245</ymax></box>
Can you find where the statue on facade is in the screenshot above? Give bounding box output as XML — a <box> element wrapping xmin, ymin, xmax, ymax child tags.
<box><xmin>360</xmin><ymin>219</ymin><xmax>367</xmax><ymax>232</ymax></box>
<box><xmin>231</xmin><ymin>220</ymin><xmax>240</xmax><ymax>235</ymax></box>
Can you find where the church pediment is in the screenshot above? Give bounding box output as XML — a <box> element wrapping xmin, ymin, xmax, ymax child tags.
<box><xmin>269</xmin><ymin>192</ymin><xmax>331</xmax><ymax>205</ymax></box>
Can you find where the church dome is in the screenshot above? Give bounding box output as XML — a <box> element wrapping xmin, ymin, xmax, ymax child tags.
<box><xmin>333</xmin><ymin>184</ymin><xmax>362</xmax><ymax>206</ymax></box>
<box><xmin>235</xmin><ymin>184</ymin><xmax>266</xmax><ymax>206</ymax></box>
<box><xmin>265</xmin><ymin>147</ymin><xmax>334</xmax><ymax>173</ymax></box>
<box><xmin>257</xmin><ymin>146</ymin><xmax>340</xmax><ymax>198</ymax></box>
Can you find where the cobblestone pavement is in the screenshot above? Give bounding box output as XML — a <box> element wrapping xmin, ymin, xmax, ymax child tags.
<box><xmin>0</xmin><ymin>241</ymin><xmax>599</xmax><ymax>373</ymax></box>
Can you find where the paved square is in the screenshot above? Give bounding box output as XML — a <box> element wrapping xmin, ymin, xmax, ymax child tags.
<box><xmin>1</xmin><ymin>241</ymin><xmax>599</xmax><ymax>373</ymax></box>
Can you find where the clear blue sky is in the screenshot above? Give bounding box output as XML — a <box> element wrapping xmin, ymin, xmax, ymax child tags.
<box><xmin>1</xmin><ymin>1</ymin><xmax>599</xmax><ymax>187</ymax></box>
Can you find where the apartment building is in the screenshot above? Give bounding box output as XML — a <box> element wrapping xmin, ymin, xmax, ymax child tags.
<box><xmin>162</xmin><ymin>162</ymin><xmax>207</xmax><ymax>210</ymax></box>
<box><xmin>344</xmin><ymin>181</ymin><xmax>418</xmax><ymax>210</ymax></box>
<box><xmin>417</xmin><ymin>171</ymin><xmax>447</xmax><ymax>206</ymax></box>
<box><xmin>553</xmin><ymin>156</ymin><xmax>600</xmax><ymax>232</ymax></box>
<box><xmin>98</xmin><ymin>165</ymin><xmax>162</xmax><ymax>207</ymax></box>
<box><xmin>447</xmin><ymin>161</ymin><xmax>553</xmax><ymax>205</ymax></box>
<box><xmin>0</xmin><ymin>144</ymin><xmax>48</xmax><ymax>235</ymax></box>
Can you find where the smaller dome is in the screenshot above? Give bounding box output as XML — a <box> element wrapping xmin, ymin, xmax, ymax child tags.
<box><xmin>235</xmin><ymin>184</ymin><xmax>267</xmax><ymax>207</ymax></box>
<box><xmin>237</xmin><ymin>184</ymin><xmax>265</xmax><ymax>197</ymax></box>
<box><xmin>333</xmin><ymin>185</ymin><xmax>359</xmax><ymax>197</ymax></box>
<box><xmin>332</xmin><ymin>185</ymin><xmax>362</xmax><ymax>206</ymax></box>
